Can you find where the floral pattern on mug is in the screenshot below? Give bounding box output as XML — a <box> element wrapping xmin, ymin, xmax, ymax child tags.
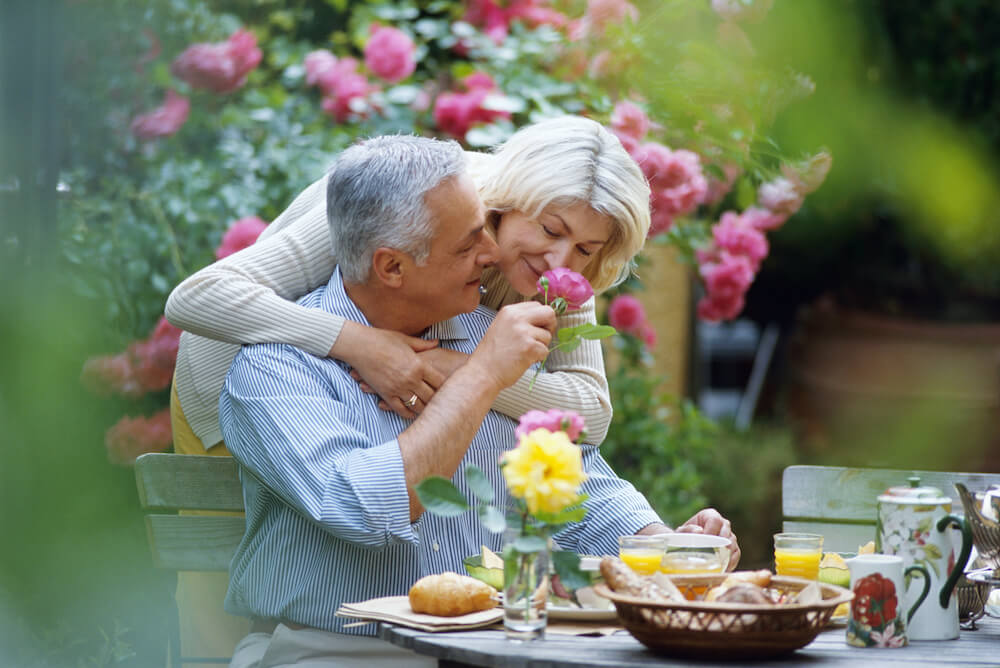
<box><xmin>847</xmin><ymin>573</ymin><xmax>907</xmax><ymax>648</ymax></box>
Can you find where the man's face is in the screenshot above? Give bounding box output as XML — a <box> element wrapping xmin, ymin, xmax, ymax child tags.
<box><xmin>403</xmin><ymin>172</ymin><xmax>497</xmax><ymax>325</ymax></box>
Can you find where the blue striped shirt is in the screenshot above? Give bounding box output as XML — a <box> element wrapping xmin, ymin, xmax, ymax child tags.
<box><xmin>219</xmin><ymin>267</ymin><xmax>662</xmax><ymax>634</ymax></box>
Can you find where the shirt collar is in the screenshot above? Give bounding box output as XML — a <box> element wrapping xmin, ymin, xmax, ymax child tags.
<box><xmin>320</xmin><ymin>267</ymin><xmax>470</xmax><ymax>343</ymax></box>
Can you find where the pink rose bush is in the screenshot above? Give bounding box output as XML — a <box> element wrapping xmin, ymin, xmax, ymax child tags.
<box><xmin>710</xmin><ymin>0</ymin><xmax>775</xmax><ymax>23</ymax></box>
<box><xmin>432</xmin><ymin>71</ymin><xmax>511</xmax><ymax>138</ymax></box>
<box><xmin>171</xmin><ymin>29</ymin><xmax>262</xmax><ymax>94</ymax></box>
<box><xmin>364</xmin><ymin>26</ymin><xmax>416</xmax><ymax>84</ymax></box>
<box><xmin>131</xmin><ymin>89</ymin><xmax>190</xmax><ymax>140</ymax></box>
<box><xmin>83</xmin><ymin>215</ymin><xmax>268</xmax><ymax>465</ymax></box>
<box><xmin>515</xmin><ymin>408</ymin><xmax>586</xmax><ymax>443</ymax></box>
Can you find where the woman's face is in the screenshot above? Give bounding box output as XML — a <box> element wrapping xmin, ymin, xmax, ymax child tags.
<box><xmin>495</xmin><ymin>202</ymin><xmax>613</xmax><ymax>297</ymax></box>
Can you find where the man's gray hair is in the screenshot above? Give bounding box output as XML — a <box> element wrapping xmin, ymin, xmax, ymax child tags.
<box><xmin>326</xmin><ymin>135</ymin><xmax>467</xmax><ymax>283</ymax></box>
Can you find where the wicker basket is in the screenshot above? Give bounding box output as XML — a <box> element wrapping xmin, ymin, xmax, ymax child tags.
<box><xmin>594</xmin><ymin>574</ymin><xmax>853</xmax><ymax>659</ymax></box>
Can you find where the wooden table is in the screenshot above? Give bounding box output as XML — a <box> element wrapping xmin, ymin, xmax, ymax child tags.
<box><xmin>380</xmin><ymin>615</ymin><xmax>1000</xmax><ymax>667</ymax></box>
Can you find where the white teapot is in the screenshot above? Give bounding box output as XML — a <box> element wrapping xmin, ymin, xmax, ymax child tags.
<box><xmin>876</xmin><ymin>476</ymin><xmax>973</xmax><ymax>641</ymax></box>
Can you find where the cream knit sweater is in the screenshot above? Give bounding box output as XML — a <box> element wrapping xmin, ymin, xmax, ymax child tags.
<box><xmin>165</xmin><ymin>153</ymin><xmax>612</xmax><ymax>449</ymax></box>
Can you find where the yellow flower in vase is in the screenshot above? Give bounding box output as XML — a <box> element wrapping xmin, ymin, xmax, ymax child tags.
<box><xmin>502</xmin><ymin>428</ymin><xmax>587</xmax><ymax>516</ymax></box>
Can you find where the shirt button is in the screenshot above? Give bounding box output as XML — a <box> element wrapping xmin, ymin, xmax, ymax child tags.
<box><xmin>432</xmin><ymin>541</ymin><xmax>440</xmax><ymax>552</ymax></box>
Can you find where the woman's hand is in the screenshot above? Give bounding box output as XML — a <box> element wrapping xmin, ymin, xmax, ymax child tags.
<box><xmin>331</xmin><ymin>321</ymin><xmax>446</xmax><ymax>419</ymax></box>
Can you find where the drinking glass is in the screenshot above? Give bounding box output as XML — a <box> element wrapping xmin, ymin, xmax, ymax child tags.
<box><xmin>618</xmin><ymin>535</ymin><xmax>666</xmax><ymax>575</ymax></box>
<box><xmin>774</xmin><ymin>532</ymin><xmax>824</xmax><ymax>579</ymax></box>
<box><xmin>659</xmin><ymin>533</ymin><xmax>729</xmax><ymax>575</ymax></box>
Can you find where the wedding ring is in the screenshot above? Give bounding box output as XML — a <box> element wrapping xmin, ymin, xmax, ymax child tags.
<box><xmin>404</xmin><ymin>394</ymin><xmax>418</xmax><ymax>408</ymax></box>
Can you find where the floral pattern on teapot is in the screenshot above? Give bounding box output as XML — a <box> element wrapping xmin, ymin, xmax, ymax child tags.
<box><xmin>877</xmin><ymin>505</ymin><xmax>955</xmax><ymax>582</ymax></box>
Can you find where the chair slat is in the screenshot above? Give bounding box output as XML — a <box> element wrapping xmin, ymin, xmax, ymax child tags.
<box><xmin>145</xmin><ymin>515</ymin><xmax>245</xmax><ymax>571</ymax></box>
<box><xmin>135</xmin><ymin>453</ymin><xmax>243</xmax><ymax>512</ymax></box>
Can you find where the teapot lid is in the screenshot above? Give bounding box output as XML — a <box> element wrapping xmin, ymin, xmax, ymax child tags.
<box><xmin>879</xmin><ymin>475</ymin><xmax>950</xmax><ymax>504</ymax></box>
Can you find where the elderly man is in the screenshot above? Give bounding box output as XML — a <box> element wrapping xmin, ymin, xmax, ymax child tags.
<box><xmin>220</xmin><ymin>135</ymin><xmax>736</xmax><ymax>667</ymax></box>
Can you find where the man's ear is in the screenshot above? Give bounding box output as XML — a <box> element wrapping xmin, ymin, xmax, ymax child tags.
<box><xmin>371</xmin><ymin>247</ymin><xmax>407</xmax><ymax>288</ymax></box>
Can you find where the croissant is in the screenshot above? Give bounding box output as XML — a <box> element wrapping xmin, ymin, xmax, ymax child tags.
<box><xmin>408</xmin><ymin>572</ymin><xmax>498</xmax><ymax>617</ymax></box>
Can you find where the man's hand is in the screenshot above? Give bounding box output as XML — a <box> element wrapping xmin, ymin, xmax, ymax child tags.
<box><xmin>676</xmin><ymin>508</ymin><xmax>741</xmax><ymax>571</ymax></box>
<box><xmin>467</xmin><ymin>302</ymin><xmax>555</xmax><ymax>391</ymax></box>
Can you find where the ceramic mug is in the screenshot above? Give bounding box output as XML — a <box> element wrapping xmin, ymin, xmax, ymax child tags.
<box><xmin>846</xmin><ymin>555</ymin><xmax>930</xmax><ymax>648</ymax></box>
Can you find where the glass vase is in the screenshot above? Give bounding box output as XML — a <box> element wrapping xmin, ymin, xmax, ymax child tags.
<box><xmin>502</xmin><ymin>529</ymin><xmax>549</xmax><ymax>641</ymax></box>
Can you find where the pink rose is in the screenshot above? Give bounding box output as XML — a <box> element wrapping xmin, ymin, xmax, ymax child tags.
<box><xmin>216</xmin><ymin>217</ymin><xmax>267</xmax><ymax>260</ymax></box>
<box><xmin>364</xmin><ymin>26</ymin><xmax>416</xmax><ymax>84</ymax></box>
<box><xmin>81</xmin><ymin>353</ymin><xmax>143</xmax><ymax>398</ymax></box>
<box><xmin>741</xmin><ymin>205</ymin><xmax>786</xmax><ymax>232</ymax></box>
<box><xmin>639</xmin><ymin>321</ymin><xmax>657</xmax><ymax>348</ymax></box>
<box><xmin>320</xmin><ymin>68</ymin><xmax>373</xmax><ymax>122</ymax></box>
<box><xmin>696</xmin><ymin>292</ymin><xmax>745</xmax><ymax>322</ymax></box>
<box><xmin>304</xmin><ymin>49</ymin><xmax>339</xmax><ymax>88</ymax></box>
<box><xmin>610</xmin><ymin>101</ymin><xmax>649</xmax><ymax>142</ymax></box>
<box><xmin>538</xmin><ymin>268</ymin><xmax>594</xmax><ymax>311</ymax></box>
<box><xmin>105</xmin><ymin>409</ymin><xmax>173</xmax><ymax>466</ymax></box>
<box><xmin>463</xmin><ymin>71</ymin><xmax>497</xmax><ymax>91</ymax></box>
<box><xmin>464</xmin><ymin>0</ymin><xmax>512</xmax><ymax>44</ymax></box>
<box><xmin>171</xmin><ymin>29</ymin><xmax>261</xmax><ymax>94</ymax></box>
<box><xmin>130</xmin><ymin>90</ymin><xmax>189</xmax><ymax>140</ymax></box>
<box><xmin>511</xmin><ymin>4</ymin><xmax>569</xmax><ymax>29</ymax></box>
<box><xmin>432</xmin><ymin>72</ymin><xmax>509</xmax><ymax>138</ymax></box>
<box><xmin>712</xmin><ymin>211</ymin><xmax>769</xmax><ymax>269</ymax></box>
<box><xmin>700</xmin><ymin>250</ymin><xmax>755</xmax><ymax>301</ymax></box>
<box><xmin>516</xmin><ymin>409</ymin><xmax>586</xmax><ymax>443</ymax></box>
<box><xmin>637</xmin><ymin>143</ymin><xmax>708</xmax><ymax>221</ymax></box>
<box><xmin>758</xmin><ymin>177</ymin><xmax>804</xmax><ymax>217</ymax></box>
<box><xmin>607</xmin><ymin>294</ymin><xmax>646</xmax><ymax>332</ymax></box>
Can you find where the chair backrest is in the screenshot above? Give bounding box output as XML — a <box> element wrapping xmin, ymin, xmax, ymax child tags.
<box><xmin>782</xmin><ymin>465</ymin><xmax>1000</xmax><ymax>553</ymax></box>
<box><xmin>135</xmin><ymin>453</ymin><xmax>245</xmax><ymax>571</ymax></box>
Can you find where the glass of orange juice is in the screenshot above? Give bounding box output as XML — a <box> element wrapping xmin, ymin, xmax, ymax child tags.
<box><xmin>618</xmin><ymin>535</ymin><xmax>666</xmax><ymax>575</ymax></box>
<box><xmin>773</xmin><ymin>532</ymin><xmax>823</xmax><ymax>579</ymax></box>
<box><xmin>659</xmin><ymin>534</ymin><xmax>729</xmax><ymax>575</ymax></box>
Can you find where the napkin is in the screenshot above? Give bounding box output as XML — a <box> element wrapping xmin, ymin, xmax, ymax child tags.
<box><xmin>335</xmin><ymin>596</ymin><xmax>503</xmax><ymax>632</ymax></box>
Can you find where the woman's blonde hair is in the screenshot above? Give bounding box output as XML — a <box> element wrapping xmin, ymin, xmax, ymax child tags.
<box><xmin>476</xmin><ymin>115</ymin><xmax>651</xmax><ymax>294</ymax></box>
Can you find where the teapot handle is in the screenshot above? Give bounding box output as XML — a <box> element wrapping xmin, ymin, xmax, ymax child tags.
<box><xmin>936</xmin><ymin>513</ymin><xmax>973</xmax><ymax>608</ymax></box>
<box><xmin>903</xmin><ymin>564</ymin><xmax>931</xmax><ymax>623</ymax></box>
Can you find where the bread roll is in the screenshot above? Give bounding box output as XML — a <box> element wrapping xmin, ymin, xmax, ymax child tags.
<box><xmin>408</xmin><ymin>572</ymin><xmax>498</xmax><ymax>617</ymax></box>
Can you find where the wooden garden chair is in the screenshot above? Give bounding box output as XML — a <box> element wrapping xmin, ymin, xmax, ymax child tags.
<box><xmin>134</xmin><ymin>453</ymin><xmax>245</xmax><ymax>668</ymax></box>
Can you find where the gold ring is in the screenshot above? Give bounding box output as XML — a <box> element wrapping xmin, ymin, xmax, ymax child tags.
<box><xmin>404</xmin><ymin>394</ymin><xmax>418</xmax><ymax>408</ymax></box>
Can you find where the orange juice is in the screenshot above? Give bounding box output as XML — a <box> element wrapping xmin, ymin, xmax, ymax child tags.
<box><xmin>619</xmin><ymin>549</ymin><xmax>663</xmax><ymax>575</ymax></box>
<box><xmin>774</xmin><ymin>548</ymin><xmax>822</xmax><ymax>579</ymax></box>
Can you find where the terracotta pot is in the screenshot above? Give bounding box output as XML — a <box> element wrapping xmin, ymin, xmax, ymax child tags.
<box><xmin>786</xmin><ymin>299</ymin><xmax>1000</xmax><ymax>472</ymax></box>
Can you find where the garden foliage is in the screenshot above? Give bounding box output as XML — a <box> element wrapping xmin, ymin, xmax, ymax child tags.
<box><xmin>56</xmin><ymin>1</ymin><xmax>822</xmax><ymax>512</ymax></box>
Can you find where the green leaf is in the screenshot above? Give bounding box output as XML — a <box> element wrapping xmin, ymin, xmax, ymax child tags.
<box><xmin>557</xmin><ymin>338</ymin><xmax>582</xmax><ymax>354</ymax></box>
<box><xmin>414</xmin><ymin>476</ymin><xmax>469</xmax><ymax>517</ymax></box>
<box><xmin>552</xmin><ymin>550</ymin><xmax>591</xmax><ymax>591</ymax></box>
<box><xmin>465</xmin><ymin>465</ymin><xmax>495</xmax><ymax>504</ymax></box>
<box><xmin>478</xmin><ymin>504</ymin><xmax>506</xmax><ymax>533</ymax></box>
<box><xmin>512</xmin><ymin>534</ymin><xmax>547</xmax><ymax>554</ymax></box>
<box><xmin>923</xmin><ymin>544</ymin><xmax>943</xmax><ymax>560</ymax></box>
<box><xmin>578</xmin><ymin>324</ymin><xmax>616</xmax><ymax>340</ymax></box>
